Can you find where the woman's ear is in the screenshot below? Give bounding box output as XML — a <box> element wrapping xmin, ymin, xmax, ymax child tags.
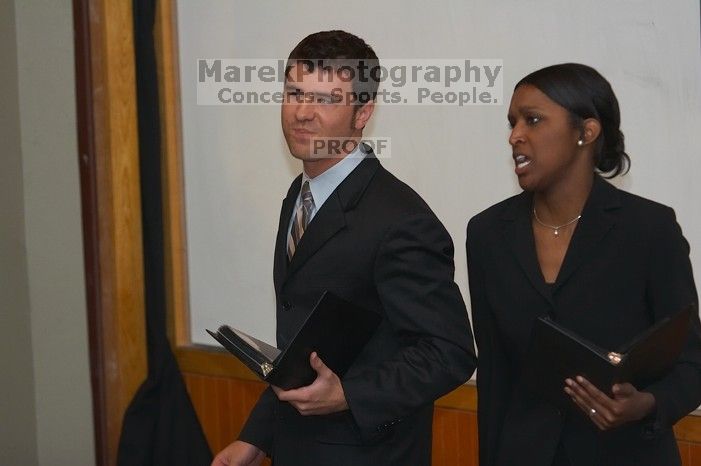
<box><xmin>579</xmin><ymin>118</ymin><xmax>602</xmax><ymax>146</ymax></box>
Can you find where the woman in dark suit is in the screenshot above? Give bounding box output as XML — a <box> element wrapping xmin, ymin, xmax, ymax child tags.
<box><xmin>466</xmin><ymin>63</ymin><xmax>701</xmax><ymax>466</ymax></box>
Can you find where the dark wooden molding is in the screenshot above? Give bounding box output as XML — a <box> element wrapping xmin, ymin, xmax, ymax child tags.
<box><xmin>73</xmin><ymin>1</ymin><xmax>147</xmax><ymax>464</ymax></box>
<box><xmin>72</xmin><ymin>1</ymin><xmax>106</xmax><ymax>464</ymax></box>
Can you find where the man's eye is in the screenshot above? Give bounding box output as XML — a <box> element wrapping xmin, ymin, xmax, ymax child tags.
<box><xmin>316</xmin><ymin>95</ymin><xmax>341</xmax><ymax>105</ymax></box>
<box><xmin>286</xmin><ymin>89</ymin><xmax>304</xmax><ymax>102</ymax></box>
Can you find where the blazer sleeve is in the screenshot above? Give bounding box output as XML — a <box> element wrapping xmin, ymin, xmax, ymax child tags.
<box><xmin>237</xmin><ymin>386</ymin><xmax>276</xmax><ymax>455</ymax></box>
<box><xmin>642</xmin><ymin>207</ymin><xmax>701</xmax><ymax>434</ymax></box>
<box><xmin>341</xmin><ymin>212</ymin><xmax>477</xmax><ymax>441</ymax></box>
<box><xmin>466</xmin><ymin>217</ymin><xmax>513</xmax><ymax>466</ymax></box>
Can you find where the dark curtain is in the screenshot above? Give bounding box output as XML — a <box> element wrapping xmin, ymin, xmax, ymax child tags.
<box><xmin>117</xmin><ymin>1</ymin><xmax>213</xmax><ymax>465</ymax></box>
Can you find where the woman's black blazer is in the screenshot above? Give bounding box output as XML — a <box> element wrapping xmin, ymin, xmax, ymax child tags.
<box><xmin>467</xmin><ymin>176</ymin><xmax>701</xmax><ymax>466</ymax></box>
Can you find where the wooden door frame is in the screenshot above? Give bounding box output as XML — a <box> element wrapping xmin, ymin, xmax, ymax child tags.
<box><xmin>73</xmin><ymin>1</ymin><xmax>147</xmax><ymax>465</ymax></box>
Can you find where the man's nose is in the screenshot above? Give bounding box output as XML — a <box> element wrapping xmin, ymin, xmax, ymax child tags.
<box><xmin>295</xmin><ymin>101</ymin><xmax>315</xmax><ymax>121</ymax></box>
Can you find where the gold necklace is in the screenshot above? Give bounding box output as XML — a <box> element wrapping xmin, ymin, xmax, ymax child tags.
<box><xmin>532</xmin><ymin>207</ymin><xmax>581</xmax><ymax>236</ymax></box>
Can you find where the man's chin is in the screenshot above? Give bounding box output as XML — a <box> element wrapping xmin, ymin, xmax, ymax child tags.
<box><xmin>287</xmin><ymin>149</ymin><xmax>313</xmax><ymax>161</ymax></box>
<box><xmin>288</xmin><ymin>146</ymin><xmax>332</xmax><ymax>162</ymax></box>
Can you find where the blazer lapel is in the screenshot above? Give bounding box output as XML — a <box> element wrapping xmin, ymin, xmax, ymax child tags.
<box><xmin>274</xmin><ymin>175</ymin><xmax>301</xmax><ymax>291</ymax></box>
<box><xmin>501</xmin><ymin>192</ymin><xmax>555</xmax><ymax>307</ymax></box>
<box><xmin>286</xmin><ymin>193</ymin><xmax>346</xmax><ymax>278</ymax></box>
<box><xmin>554</xmin><ymin>175</ymin><xmax>620</xmax><ymax>290</ymax></box>
<box><xmin>285</xmin><ymin>154</ymin><xmax>381</xmax><ymax>281</ymax></box>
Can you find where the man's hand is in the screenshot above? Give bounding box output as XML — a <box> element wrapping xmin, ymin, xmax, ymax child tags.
<box><xmin>211</xmin><ymin>440</ymin><xmax>265</xmax><ymax>466</ymax></box>
<box><xmin>564</xmin><ymin>376</ymin><xmax>656</xmax><ymax>431</ymax></box>
<box><xmin>272</xmin><ymin>352</ymin><xmax>349</xmax><ymax>415</ymax></box>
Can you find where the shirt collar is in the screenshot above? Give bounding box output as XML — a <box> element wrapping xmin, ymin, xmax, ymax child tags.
<box><xmin>301</xmin><ymin>143</ymin><xmax>366</xmax><ymax>209</ymax></box>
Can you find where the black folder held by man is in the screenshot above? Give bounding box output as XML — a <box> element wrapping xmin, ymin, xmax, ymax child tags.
<box><xmin>524</xmin><ymin>303</ymin><xmax>697</xmax><ymax>406</ymax></box>
<box><xmin>207</xmin><ymin>291</ymin><xmax>381</xmax><ymax>390</ymax></box>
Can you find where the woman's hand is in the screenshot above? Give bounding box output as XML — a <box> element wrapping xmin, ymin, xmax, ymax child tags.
<box><xmin>564</xmin><ymin>376</ymin><xmax>656</xmax><ymax>431</ymax></box>
<box><xmin>211</xmin><ymin>441</ymin><xmax>265</xmax><ymax>466</ymax></box>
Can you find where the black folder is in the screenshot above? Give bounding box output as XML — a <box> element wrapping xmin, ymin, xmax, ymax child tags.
<box><xmin>523</xmin><ymin>303</ymin><xmax>696</xmax><ymax>406</ymax></box>
<box><xmin>207</xmin><ymin>291</ymin><xmax>381</xmax><ymax>390</ymax></box>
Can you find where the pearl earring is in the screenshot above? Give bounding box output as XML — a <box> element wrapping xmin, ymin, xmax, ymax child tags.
<box><xmin>577</xmin><ymin>139</ymin><xmax>584</xmax><ymax>146</ymax></box>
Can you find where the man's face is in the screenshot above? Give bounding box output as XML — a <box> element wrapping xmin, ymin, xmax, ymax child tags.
<box><xmin>281</xmin><ymin>64</ymin><xmax>372</xmax><ymax>171</ymax></box>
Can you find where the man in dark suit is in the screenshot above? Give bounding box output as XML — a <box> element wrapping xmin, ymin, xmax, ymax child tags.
<box><xmin>211</xmin><ymin>31</ymin><xmax>476</xmax><ymax>466</ymax></box>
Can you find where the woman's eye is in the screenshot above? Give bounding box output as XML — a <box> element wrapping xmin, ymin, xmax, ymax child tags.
<box><xmin>526</xmin><ymin>115</ymin><xmax>541</xmax><ymax>125</ymax></box>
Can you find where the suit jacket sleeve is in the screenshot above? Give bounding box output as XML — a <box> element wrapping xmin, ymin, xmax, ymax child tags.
<box><xmin>341</xmin><ymin>212</ymin><xmax>477</xmax><ymax>440</ymax></box>
<box><xmin>237</xmin><ymin>386</ymin><xmax>276</xmax><ymax>455</ymax></box>
<box><xmin>642</xmin><ymin>207</ymin><xmax>701</xmax><ymax>433</ymax></box>
<box><xmin>466</xmin><ymin>217</ymin><xmax>512</xmax><ymax>466</ymax></box>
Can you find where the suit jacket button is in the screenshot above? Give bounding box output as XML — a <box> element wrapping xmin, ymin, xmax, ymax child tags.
<box><xmin>282</xmin><ymin>301</ymin><xmax>291</xmax><ymax>311</ymax></box>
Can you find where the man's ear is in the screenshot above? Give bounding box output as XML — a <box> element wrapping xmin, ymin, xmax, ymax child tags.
<box><xmin>353</xmin><ymin>101</ymin><xmax>375</xmax><ymax>130</ymax></box>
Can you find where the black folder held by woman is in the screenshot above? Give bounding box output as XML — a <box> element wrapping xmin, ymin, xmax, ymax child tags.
<box><xmin>207</xmin><ymin>291</ymin><xmax>381</xmax><ymax>390</ymax></box>
<box><xmin>523</xmin><ymin>303</ymin><xmax>696</xmax><ymax>406</ymax></box>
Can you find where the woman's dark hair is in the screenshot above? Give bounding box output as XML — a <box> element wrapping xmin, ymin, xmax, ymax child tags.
<box><xmin>515</xmin><ymin>63</ymin><xmax>630</xmax><ymax>177</ymax></box>
<box><xmin>286</xmin><ymin>30</ymin><xmax>380</xmax><ymax>105</ymax></box>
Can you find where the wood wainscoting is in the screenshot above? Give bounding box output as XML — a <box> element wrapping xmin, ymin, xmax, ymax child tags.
<box><xmin>181</xmin><ymin>370</ymin><xmax>477</xmax><ymax>466</ymax></box>
<box><xmin>177</xmin><ymin>347</ymin><xmax>701</xmax><ymax>466</ymax></box>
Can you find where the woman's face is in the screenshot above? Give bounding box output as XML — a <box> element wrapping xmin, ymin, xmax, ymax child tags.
<box><xmin>507</xmin><ymin>84</ymin><xmax>587</xmax><ymax>192</ymax></box>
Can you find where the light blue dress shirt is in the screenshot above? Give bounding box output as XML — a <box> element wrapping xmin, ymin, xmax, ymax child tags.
<box><xmin>287</xmin><ymin>144</ymin><xmax>366</xmax><ymax>237</ymax></box>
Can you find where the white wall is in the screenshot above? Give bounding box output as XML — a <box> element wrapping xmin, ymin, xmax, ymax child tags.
<box><xmin>0</xmin><ymin>0</ymin><xmax>38</xmax><ymax>463</ymax></box>
<box><xmin>177</xmin><ymin>1</ymin><xmax>701</xmax><ymax>346</ymax></box>
<box><xmin>0</xmin><ymin>0</ymin><xmax>96</xmax><ymax>464</ymax></box>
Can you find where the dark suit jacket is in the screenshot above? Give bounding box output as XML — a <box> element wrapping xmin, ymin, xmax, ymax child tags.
<box><xmin>467</xmin><ymin>175</ymin><xmax>701</xmax><ymax>466</ymax></box>
<box><xmin>238</xmin><ymin>154</ymin><xmax>477</xmax><ymax>466</ymax></box>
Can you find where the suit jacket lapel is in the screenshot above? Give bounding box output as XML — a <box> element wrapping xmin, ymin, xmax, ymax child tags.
<box><xmin>284</xmin><ymin>153</ymin><xmax>381</xmax><ymax>283</ymax></box>
<box><xmin>501</xmin><ymin>192</ymin><xmax>555</xmax><ymax>307</ymax></box>
<box><xmin>274</xmin><ymin>174</ymin><xmax>301</xmax><ymax>292</ymax></box>
<box><xmin>286</xmin><ymin>193</ymin><xmax>346</xmax><ymax>278</ymax></box>
<box><xmin>500</xmin><ymin>176</ymin><xmax>621</xmax><ymax>305</ymax></box>
<box><xmin>554</xmin><ymin>175</ymin><xmax>620</xmax><ymax>290</ymax></box>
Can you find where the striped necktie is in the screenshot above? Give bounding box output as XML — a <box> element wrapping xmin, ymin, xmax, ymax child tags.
<box><xmin>287</xmin><ymin>180</ymin><xmax>315</xmax><ymax>259</ymax></box>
